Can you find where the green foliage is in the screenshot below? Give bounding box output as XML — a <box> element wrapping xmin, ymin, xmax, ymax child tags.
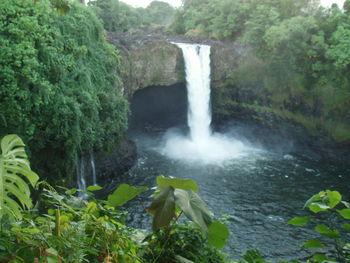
<box><xmin>207</xmin><ymin>221</ymin><xmax>230</xmax><ymax>250</ymax></box>
<box><xmin>326</xmin><ymin>25</ymin><xmax>350</xmax><ymax>69</ymax></box>
<box><xmin>241</xmin><ymin>249</ymin><xmax>266</xmax><ymax>263</ymax></box>
<box><xmin>148</xmin><ymin>186</ymin><xmax>176</xmax><ymax>231</ymax></box>
<box><xmin>157</xmin><ymin>175</ymin><xmax>199</xmax><ymax>192</ymax></box>
<box><xmin>0</xmin><ymin>144</ymin><xmax>229</xmax><ymax>263</ymax></box>
<box><xmin>147</xmin><ymin>175</ymin><xmax>229</xmax><ymax>255</ymax></box>
<box><xmin>0</xmin><ymin>0</ymin><xmax>128</xmax><ymax>180</ymax></box>
<box><xmin>174</xmin><ymin>0</ymin><xmax>350</xmax><ymax>142</ymax></box>
<box><xmin>0</xmin><ymin>135</ymin><xmax>39</xmax><ymax>220</ymax></box>
<box><xmin>89</xmin><ymin>0</ymin><xmax>175</xmax><ymax>32</ymax></box>
<box><xmin>89</xmin><ymin>0</ymin><xmax>145</xmax><ymax>32</ymax></box>
<box><xmin>172</xmin><ymin>0</ymin><xmax>319</xmax><ymax>39</ymax></box>
<box><xmin>107</xmin><ymin>184</ymin><xmax>147</xmax><ymax>207</ymax></box>
<box><xmin>174</xmin><ymin>189</ymin><xmax>214</xmax><ymax>232</ymax></box>
<box><xmin>289</xmin><ymin>190</ymin><xmax>350</xmax><ymax>262</ymax></box>
<box><xmin>287</xmin><ymin>216</ymin><xmax>312</xmax><ymax>226</ymax></box>
<box><xmin>0</xmin><ymin>186</ymin><xmax>143</xmax><ymax>262</ymax></box>
<box><xmin>141</xmin><ymin>223</ymin><xmax>228</xmax><ymax>263</ymax></box>
<box><xmin>147</xmin><ymin>1</ymin><xmax>175</xmax><ymax>26</ymax></box>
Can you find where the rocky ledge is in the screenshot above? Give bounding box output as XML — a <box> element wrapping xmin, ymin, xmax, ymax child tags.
<box><xmin>107</xmin><ymin>31</ymin><xmax>243</xmax><ymax>98</ymax></box>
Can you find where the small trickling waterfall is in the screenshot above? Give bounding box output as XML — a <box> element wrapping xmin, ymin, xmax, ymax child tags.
<box><xmin>163</xmin><ymin>43</ymin><xmax>249</xmax><ymax>163</ymax></box>
<box><xmin>76</xmin><ymin>152</ymin><xmax>98</xmax><ymax>194</ymax></box>
<box><xmin>90</xmin><ymin>151</ymin><xmax>97</xmax><ymax>186</ymax></box>
<box><xmin>77</xmin><ymin>156</ymin><xmax>87</xmax><ymax>193</ymax></box>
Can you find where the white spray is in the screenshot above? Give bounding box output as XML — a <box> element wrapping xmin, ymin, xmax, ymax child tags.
<box><xmin>163</xmin><ymin>43</ymin><xmax>249</xmax><ymax>163</ymax></box>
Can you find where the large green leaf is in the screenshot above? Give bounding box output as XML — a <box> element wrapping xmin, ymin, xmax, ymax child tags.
<box><xmin>174</xmin><ymin>189</ymin><xmax>213</xmax><ymax>232</ymax></box>
<box><xmin>305</xmin><ymin>190</ymin><xmax>342</xmax><ymax>212</ymax></box>
<box><xmin>309</xmin><ymin>203</ymin><xmax>329</xmax><ymax>213</ymax></box>
<box><xmin>315</xmin><ymin>224</ymin><xmax>341</xmax><ymax>238</ymax></box>
<box><xmin>147</xmin><ymin>186</ymin><xmax>176</xmax><ymax>231</ymax></box>
<box><xmin>326</xmin><ymin>190</ymin><xmax>342</xmax><ymax>208</ymax></box>
<box><xmin>0</xmin><ymin>135</ymin><xmax>39</xmax><ymax>220</ymax></box>
<box><xmin>288</xmin><ymin>216</ymin><xmax>312</xmax><ymax>226</ymax></box>
<box><xmin>207</xmin><ymin>221</ymin><xmax>229</xmax><ymax>249</ymax></box>
<box><xmin>107</xmin><ymin>184</ymin><xmax>147</xmax><ymax>207</ymax></box>
<box><xmin>302</xmin><ymin>240</ymin><xmax>324</xmax><ymax>249</ymax></box>
<box><xmin>304</xmin><ymin>192</ymin><xmax>322</xmax><ymax>209</ymax></box>
<box><xmin>156</xmin><ymin>175</ymin><xmax>198</xmax><ymax>192</ymax></box>
<box><xmin>338</xmin><ymin>208</ymin><xmax>350</xmax><ymax>219</ymax></box>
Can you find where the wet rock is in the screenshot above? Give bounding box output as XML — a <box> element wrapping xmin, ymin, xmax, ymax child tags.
<box><xmin>108</xmin><ymin>31</ymin><xmax>185</xmax><ymax>98</ymax></box>
<box><xmin>94</xmin><ymin>136</ymin><xmax>137</xmax><ymax>185</ymax></box>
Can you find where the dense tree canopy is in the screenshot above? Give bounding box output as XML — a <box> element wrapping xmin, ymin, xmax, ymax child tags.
<box><xmin>0</xmin><ymin>0</ymin><xmax>128</xmax><ymax>179</ymax></box>
<box><xmin>89</xmin><ymin>0</ymin><xmax>175</xmax><ymax>32</ymax></box>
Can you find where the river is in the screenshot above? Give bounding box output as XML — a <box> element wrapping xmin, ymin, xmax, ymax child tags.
<box><xmin>111</xmin><ymin>129</ymin><xmax>350</xmax><ymax>262</ymax></box>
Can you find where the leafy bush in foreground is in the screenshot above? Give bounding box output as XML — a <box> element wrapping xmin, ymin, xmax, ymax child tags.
<box><xmin>3</xmin><ymin>135</ymin><xmax>350</xmax><ymax>263</ymax></box>
<box><xmin>0</xmin><ymin>134</ymin><xmax>229</xmax><ymax>263</ymax></box>
<box><xmin>288</xmin><ymin>190</ymin><xmax>350</xmax><ymax>263</ymax></box>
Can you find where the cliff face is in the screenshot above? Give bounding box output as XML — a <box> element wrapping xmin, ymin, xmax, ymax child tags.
<box><xmin>108</xmin><ymin>32</ymin><xmax>185</xmax><ymax>98</ymax></box>
<box><xmin>107</xmin><ymin>32</ymin><xmax>350</xmax><ymax>162</ymax></box>
<box><xmin>107</xmin><ymin>31</ymin><xmax>244</xmax><ymax>96</ymax></box>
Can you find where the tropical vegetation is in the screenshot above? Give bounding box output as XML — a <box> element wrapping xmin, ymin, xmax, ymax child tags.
<box><xmin>1</xmin><ymin>134</ymin><xmax>350</xmax><ymax>263</ymax></box>
<box><xmin>0</xmin><ymin>134</ymin><xmax>230</xmax><ymax>263</ymax></box>
<box><xmin>0</xmin><ymin>0</ymin><xmax>128</xmax><ymax>181</ymax></box>
<box><xmin>89</xmin><ymin>0</ymin><xmax>175</xmax><ymax>32</ymax></box>
<box><xmin>171</xmin><ymin>0</ymin><xmax>350</xmax><ymax>143</ymax></box>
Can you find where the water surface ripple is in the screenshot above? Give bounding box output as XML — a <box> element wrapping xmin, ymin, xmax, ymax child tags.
<box><xmin>115</xmin><ymin>133</ymin><xmax>350</xmax><ymax>262</ymax></box>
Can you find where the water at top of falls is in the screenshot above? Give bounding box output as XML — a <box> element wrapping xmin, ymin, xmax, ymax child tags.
<box><xmin>162</xmin><ymin>43</ymin><xmax>252</xmax><ymax>163</ymax></box>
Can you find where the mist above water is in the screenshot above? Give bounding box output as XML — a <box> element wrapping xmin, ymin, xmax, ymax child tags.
<box><xmin>163</xmin><ymin>43</ymin><xmax>251</xmax><ymax>163</ymax></box>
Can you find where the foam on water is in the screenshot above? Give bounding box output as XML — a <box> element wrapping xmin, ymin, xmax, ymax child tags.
<box><xmin>163</xmin><ymin>130</ymin><xmax>249</xmax><ymax>163</ymax></box>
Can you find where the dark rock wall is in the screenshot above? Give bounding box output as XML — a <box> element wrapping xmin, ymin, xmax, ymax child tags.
<box><xmin>129</xmin><ymin>83</ymin><xmax>188</xmax><ymax>132</ymax></box>
<box><xmin>108</xmin><ymin>32</ymin><xmax>185</xmax><ymax>98</ymax></box>
<box><xmin>94</xmin><ymin>137</ymin><xmax>137</xmax><ymax>185</ymax></box>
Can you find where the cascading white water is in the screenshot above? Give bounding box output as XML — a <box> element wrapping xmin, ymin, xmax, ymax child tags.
<box><xmin>76</xmin><ymin>152</ymin><xmax>97</xmax><ymax>197</ymax></box>
<box><xmin>90</xmin><ymin>151</ymin><xmax>97</xmax><ymax>186</ymax></box>
<box><xmin>179</xmin><ymin>43</ymin><xmax>212</xmax><ymax>144</ymax></box>
<box><xmin>162</xmin><ymin>43</ymin><xmax>249</xmax><ymax>163</ymax></box>
<box><xmin>77</xmin><ymin>156</ymin><xmax>87</xmax><ymax>196</ymax></box>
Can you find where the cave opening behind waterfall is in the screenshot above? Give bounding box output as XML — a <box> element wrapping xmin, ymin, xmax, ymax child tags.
<box><xmin>128</xmin><ymin>83</ymin><xmax>188</xmax><ymax>133</ymax></box>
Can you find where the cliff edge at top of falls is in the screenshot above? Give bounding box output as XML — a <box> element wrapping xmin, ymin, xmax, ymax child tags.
<box><xmin>107</xmin><ymin>31</ymin><xmax>242</xmax><ymax>98</ymax></box>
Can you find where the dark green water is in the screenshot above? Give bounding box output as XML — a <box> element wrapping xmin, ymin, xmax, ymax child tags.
<box><xmin>114</xmin><ymin>131</ymin><xmax>350</xmax><ymax>262</ymax></box>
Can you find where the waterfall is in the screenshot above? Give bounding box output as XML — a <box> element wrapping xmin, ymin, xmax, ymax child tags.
<box><xmin>76</xmin><ymin>151</ymin><xmax>98</xmax><ymax>197</ymax></box>
<box><xmin>162</xmin><ymin>43</ymin><xmax>249</xmax><ymax>163</ymax></box>
<box><xmin>176</xmin><ymin>43</ymin><xmax>212</xmax><ymax>144</ymax></box>
<box><xmin>90</xmin><ymin>151</ymin><xmax>97</xmax><ymax>186</ymax></box>
<box><xmin>77</xmin><ymin>156</ymin><xmax>87</xmax><ymax>195</ymax></box>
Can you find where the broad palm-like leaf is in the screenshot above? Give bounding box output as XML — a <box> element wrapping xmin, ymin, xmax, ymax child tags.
<box><xmin>0</xmin><ymin>134</ymin><xmax>39</xmax><ymax>220</ymax></box>
<box><xmin>147</xmin><ymin>186</ymin><xmax>176</xmax><ymax>231</ymax></box>
<box><xmin>174</xmin><ymin>189</ymin><xmax>213</xmax><ymax>232</ymax></box>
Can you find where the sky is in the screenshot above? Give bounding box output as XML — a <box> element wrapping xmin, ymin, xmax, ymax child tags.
<box><xmin>120</xmin><ymin>0</ymin><xmax>345</xmax><ymax>8</ymax></box>
<box><xmin>120</xmin><ymin>0</ymin><xmax>182</xmax><ymax>8</ymax></box>
<box><xmin>322</xmin><ymin>0</ymin><xmax>345</xmax><ymax>7</ymax></box>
